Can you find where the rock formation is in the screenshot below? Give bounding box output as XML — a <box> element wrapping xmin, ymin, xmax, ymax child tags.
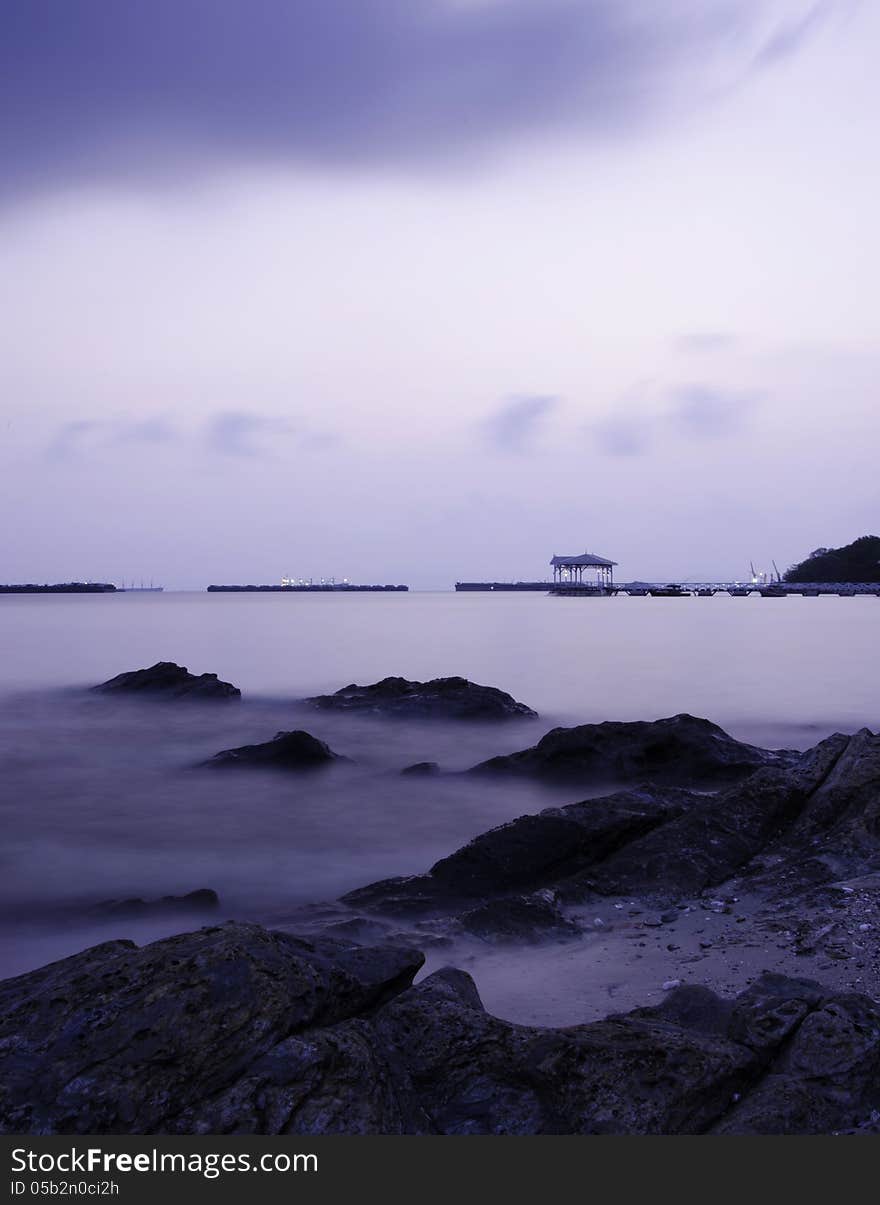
<box><xmin>93</xmin><ymin>662</ymin><xmax>240</xmax><ymax>701</ymax></box>
<box><xmin>469</xmin><ymin>713</ymin><xmax>796</xmax><ymax>788</ymax></box>
<box><xmin>205</xmin><ymin>730</ymin><xmax>343</xmax><ymax>770</ymax></box>
<box><xmin>303</xmin><ymin>676</ymin><xmax>537</xmax><ymax>720</ymax></box>
<box><xmin>2</xmin><ymin>922</ymin><xmax>878</xmax><ymax>1135</ymax></box>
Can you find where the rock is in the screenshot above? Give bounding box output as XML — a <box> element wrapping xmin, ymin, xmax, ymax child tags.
<box><xmin>204</xmin><ymin>730</ymin><xmax>344</xmax><ymax>770</ymax></box>
<box><xmin>92</xmin><ymin>889</ymin><xmax>219</xmax><ymax>918</ymax></box>
<box><xmin>401</xmin><ymin>761</ymin><xmax>440</xmax><ymax>776</ymax></box>
<box><xmin>93</xmin><ymin>661</ymin><xmax>240</xmax><ymax>701</ymax></box>
<box><xmin>344</xmin><ymin>727</ymin><xmax>880</xmax><ymax>927</ymax></box>
<box><xmin>2</xmin><ymin>927</ymin><xmax>878</xmax><ymax>1134</ymax></box>
<box><xmin>340</xmin><ymin>787</ymin><xmax>693</xmax><ymax>918</ymax></box>
<box><xmin>303</xmin><ymin>676</ymin><xmax>537</xmax><ymax>721</ymax></box>
<box><xmin>581</xmin><ymin>737</ymin><xmax>850</xmax><ymax>899</ymax></box>
<box><xmin>0</xmin><ymin>922</ymin><xmax>423</xmax><ymax>1134</ymax></box>
<box><xmin>319</xmin><ymin>917</ymin><xmax>393</xmax><ymax>944</ymax></box>
<box><xmin>456</xmin><ymin>893</ymin><xmax>580</xmax><ymax>943</ymax></box>
<box><xmin>469</xmin><ymin>713</ymin><xmax>796</xmax><ymax>788</ymax></box>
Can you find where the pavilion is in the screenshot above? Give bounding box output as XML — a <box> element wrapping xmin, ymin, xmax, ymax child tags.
<box><xmin>550</xmin><ymin>551</ymin><xmax>617</xmax><ymax>587</ymax></box>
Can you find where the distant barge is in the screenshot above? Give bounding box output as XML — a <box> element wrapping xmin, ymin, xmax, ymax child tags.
<box><xmin>0</xmin><ymin>582</ymin><xmax>117</xmax><ymax>594</ymax></box>
<box><xmin>455</xmin><ymin>581</ymin><xmax>552</xmax><ymax>592</ymax></box>
<box><xmin>207</xmin><ymin>583</ymin><xmax>408</xmax><ymax>593</ymax></box>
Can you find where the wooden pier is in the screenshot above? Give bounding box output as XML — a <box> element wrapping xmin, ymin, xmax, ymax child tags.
<box><xmin>549</xmin><ymin>582</ymin><xmax>880</xmax><ymax>598</ymax></box>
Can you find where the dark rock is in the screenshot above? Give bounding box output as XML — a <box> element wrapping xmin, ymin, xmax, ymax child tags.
<box><xmin>93</xmin><ymin>661</ymin><xmax>240</xmax><ymax>701</ymax></box>
<box><xmin>456</xmin><ymin>892</ymin><xmax>580</xmax><ymax>943</ymax></box>
<box><xmin>340</xmin><ymin>787</ymin><xmax>694</xmax><ymax>917</ymax></box>
<box><xmin>344</xmin><ymin>727</ymin><xmax>880</xmax><ymax>924</ymax></box>
<box><xmin>750</xmin><ymin>729</ymin><xmax>880</xmax><ymax>892</ymax></box>
<box><xmin>0</xmin><ymin>922</ymin><xmax>422</xmax><ymax>1135</ymax></box>
<box><xmin>576</xmin><ymin>735</ymin><xmax>854</xmax><ymax>900</ymax></box>
<box><xmin>2</xmin><ymin>926</ymin><xmax>879</xmax><ymax>1135</ymax></box>
<box><xmin>303</xmin><ymin>676</ymin><xmax>537</xmax><ymax>721</ymax></box>
<box><xmin>401</xmin><ymin>761</ymin><xmax>440</xmax><ymax>776</ymax></box>
<box><xmin>319</xmin><ymin>917</ymin><xmax>393</xmax><ymax>944</ymax></box>
<box><xmin>470</xmin><ymin>713</ymin><xmax>796</xmax><ymax>788</ymax></box>
<box><xmin>204</xmin><ymin>730</ymin><xmax>343</xmax><ymax>770</ymax></box>
<box><xmin>92</xmin><ymin>889</ymin><xmax>219</xmax><ymax>918</ymax></box>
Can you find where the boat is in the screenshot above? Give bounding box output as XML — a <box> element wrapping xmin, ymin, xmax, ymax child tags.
<box><xmin>650</xmin><ymin>584</ymin><xmax>689</xmax><ymax>597</ymax></box>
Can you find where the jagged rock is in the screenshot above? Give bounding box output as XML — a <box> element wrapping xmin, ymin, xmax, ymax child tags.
<box><xmin>469</xmin><ymin>713</ymin><xmax>796</xmax><ymax>788</ymax></box>
<box><xmin>303</xmin><ymin>676</ymin><xmax>537</xmax><ymax>720</ymax></box>
<box><xmin>340</xmin><ymin>788</ymin><xmax>697</xmax><ymax>917</ymax></box>
<box><xmin>2</xmin><ymin>926</ymin><xmax>878</xmax><ymax>1134</ymax></box>
<box><xmin>93</xmin><ymin>661</ymin><xmax>240</xmax><ymax>700</ymax></box>
<box><xmin>92</xmin><ymin>889</ymin><xmax>219</xmax><ymax>918</ymax></box>
<box><xmin>456</xmin><ymin>892</ymin><xmax>580</xmax><ymax>943</ymax></box>
<box><xmin>0</xmin><ymin>923</ymin><xmax>422</xmax><ymax>1134</ymax></box>
<box><xmin>204</xmin><ymin>730</ymin><xmax>343</xmax><ymax>770</ymax></box>
<box><xmin>343</xmin><ymin>728</ymin><xmax>880</xmax><ymax>922</ymax></box>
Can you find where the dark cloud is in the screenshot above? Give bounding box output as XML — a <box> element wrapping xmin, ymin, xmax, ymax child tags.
<box><xmin>0</xmin><ymin>1</ymin><xmax>832</xmax><ymax>199</ymax></box>
<box><xmin>483</xmin><ymin>395</ymin><xmax>557</xmax><ymax>452</ymax></box>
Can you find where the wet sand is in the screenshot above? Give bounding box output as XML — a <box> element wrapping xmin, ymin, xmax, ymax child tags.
<box><xmin>420</xmin><ymin>878</ymin><xmax>880</xmax><ymax>1026</ymax></box>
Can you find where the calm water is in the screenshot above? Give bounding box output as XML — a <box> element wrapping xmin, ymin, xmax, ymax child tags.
<box><xmin>1</xmin><ymin>590</ymin><xmax>877</xmax><ymax>979</ymax></box>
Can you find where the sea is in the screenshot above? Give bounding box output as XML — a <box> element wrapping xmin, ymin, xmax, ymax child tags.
<box><xmin>1</xmin><ymin>589</ymin><xmax>877</xmax><ymax>990</ymax></box>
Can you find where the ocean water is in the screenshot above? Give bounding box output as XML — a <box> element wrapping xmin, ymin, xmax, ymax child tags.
<box><xmin>1</xmin><ymin>590</ymin><xmax>877</xmax><ymax>980</ymax></box>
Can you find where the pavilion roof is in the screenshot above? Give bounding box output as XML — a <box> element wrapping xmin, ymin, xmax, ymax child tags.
<box><xmin>551</xmin><ymin>552</ymin><xmax>617</xmax><ymax>567</ymax></box>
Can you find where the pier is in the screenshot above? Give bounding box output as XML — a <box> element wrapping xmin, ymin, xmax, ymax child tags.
<box><xmin>459</xmin><ymin>546</ymin><xmax>880</xmax><ymax>597</ymax></box>
<box><xmin>550</xmin><ymin>582</ymin><xmax>880</xmax><ymax>597</ymax></box>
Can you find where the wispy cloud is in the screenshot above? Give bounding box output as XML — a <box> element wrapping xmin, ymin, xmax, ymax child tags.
<box><xmin>669</xmin><ymin>384</ymin><xmax>758</xmax><ymax>439</ymax></box>
<box><xmin>203</xmin><ymin>411</ymin><xmax>295</xmax><ymax>458</ymax></box>
<box><xmin>482</xmin><ymin>395</ymin><xmax>558</xmax><ymax>453</ymax></box>
<box><xmin>589</xmin><ymin>382</ymin><xmax>759</xmax><ymax>456</ymax></box>
<box><xmin>674</xmin><ymin>332</ymin><xmax>739</xmax><ymax>354</ymax></box>
<box><xmin>753</xmin><ymin>0</ymin><xmax>845</xmax><ymax>67</ymax></box>
<box><xmin>203</xmin><ymin>410</ymin><xmax>340</xmax><ymax>457</ymax></box>
<box><xmin>111</xmin><ymin>417</ymin><xmax>177</xmax><ymax>445</ymax></box>
<box><xmin>593</xmin><ymin>414</ymin><xmax>653</xmax><ymax>457</ymax></box>
<box><xmin>46</xmin><ymin>420</ymin><xmax>103</xmax><ymax>461</ymax></box>
<box><xmin>47</xmin><ymin>416</ymin><xmax>178</xmax><ymax>460</ymax></box>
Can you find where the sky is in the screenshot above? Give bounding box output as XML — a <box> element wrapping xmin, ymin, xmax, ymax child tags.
<box><xmin>1</xmin><ymin>0</ymin><xmax>878</xmax><ymax>588</ymax></box>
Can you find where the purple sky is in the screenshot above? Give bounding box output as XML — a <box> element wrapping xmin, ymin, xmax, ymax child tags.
<box><xmin>1</xmin><ymin>0</ymin><xmax>877</xmax><ymax>587</ymax></box>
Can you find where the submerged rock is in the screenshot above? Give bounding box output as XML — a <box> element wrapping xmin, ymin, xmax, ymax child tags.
<box><xmin>303</xmin><ymin>675</ymin><xmax>537</xmax><ymax>720</ymax></box>
<box><xmin>204</xmin><ymin>730</ymin><xmax>344</xmax><ymax>770</ymax></box>
<box><xmin>401</xmin><ymin>761</ymin><xmax>440</xmax><ymax>776</ymax></box>
<box><xmin>469</xmin><ymin>713</ymin><xmax>796</xmax><ymax>788</ymax></box>
<box><xmin>93</xmin><ymin>661</ymin><xmax>240</xmax><ymax>701</ymax></box>
<box><xmin>2</xmin><ymin>923</ymin><xmax>878</xmax><ymax>1135</ymax></box>
<box><xmin>92</xmin><ymin>889</ymin><xmax>219</xmax><ymax>918</ymax></box>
